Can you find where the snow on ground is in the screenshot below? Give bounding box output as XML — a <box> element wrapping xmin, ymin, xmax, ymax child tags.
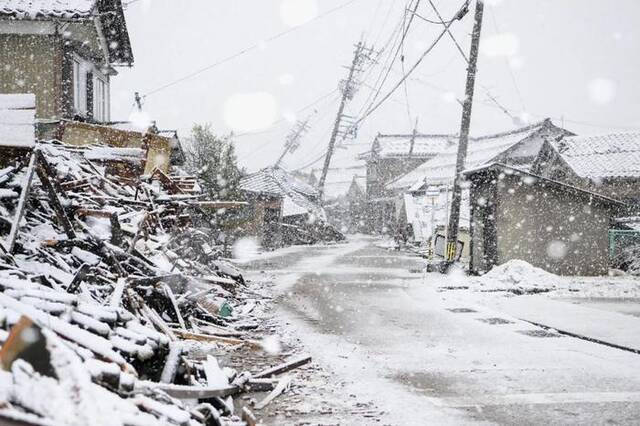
<box><xmin>451</xmin><ymin>259</ymin><xmax>640</xmax><ymax>299</ymax></box>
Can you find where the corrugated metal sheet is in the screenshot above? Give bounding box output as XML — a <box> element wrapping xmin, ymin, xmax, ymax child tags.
<box><xmin>0</xmin><ymin>93</ymin><xmax>35</xmax><ymax>148</ymax></box>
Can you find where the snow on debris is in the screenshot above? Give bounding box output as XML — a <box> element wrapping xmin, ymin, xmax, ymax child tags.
<box><xmin>472</xmin><ymin>259</ymin><xmax>562</xmax><ymax>293</ymax></box>
<box><xmin>0</xmin><ymin>139</ymin><xmax>311</xmax><ymax>425</ymax></box>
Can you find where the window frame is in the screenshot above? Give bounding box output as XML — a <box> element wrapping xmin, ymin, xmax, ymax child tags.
<box><xmin>71</xmin><ymin>54</ymin><xmax>89</xmax><ymax>116</ymax></box>
<box><xmin>93</xmin><ymin>72</ymin><xmax>109</xmax><ymax>122</ymax></box>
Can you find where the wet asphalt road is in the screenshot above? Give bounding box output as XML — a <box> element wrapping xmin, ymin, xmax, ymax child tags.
<box><xmin>242</xmin><ymin>236</ymin><xmax>640</xmax><ymax>425</ymax></box>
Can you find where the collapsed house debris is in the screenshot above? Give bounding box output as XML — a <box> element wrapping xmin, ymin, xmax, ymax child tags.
<box><xmin>0</xmin><ymin>140</ymin><xmax>312</xmax><ymax>425</ymax></box>
<box><xmin>239</xmin><ymin>166</ymin><xmax>344</xmax><ymax>247</ymax></box>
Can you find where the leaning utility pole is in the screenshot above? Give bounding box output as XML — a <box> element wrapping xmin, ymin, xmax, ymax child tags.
<box><xmin>275</xmin><ymin>119</ymin><xmax>310</xmax><ymax>167</ymax></box>
<box><xmin>317</xmin><ymin>41</ymin><xmax>371</xmax><ymax>200</ymax></box>
<box><xmin>444</xmin><ymin>0</ymin><xmax>484</xmax><ymax>266</ymax></box>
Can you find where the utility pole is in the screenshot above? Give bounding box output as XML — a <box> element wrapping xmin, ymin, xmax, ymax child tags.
<box><xmin>318</xmin><ymin>41</ymin><xmax>373</xmax><ymax>200</ymax></box>
<box><xmin>134</xmin><ymin>92</ymin><xmax>143</xmax><ymax>111</ymax></box>
<box><xmin>275</xmin><ymin>119</ymin><xmax>310</xmax><ymax>167</ymax></box>
<box><xmin>444</xmin><ymin>0</ymin><xmax>484</xmax><ymax>267</ymax></box>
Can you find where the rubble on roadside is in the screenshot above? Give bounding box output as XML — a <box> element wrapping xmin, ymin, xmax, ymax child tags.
<box><xmin>0</xmin><ymin>141</ymin><xmax>311</xmax><ymax>426</ymax></box>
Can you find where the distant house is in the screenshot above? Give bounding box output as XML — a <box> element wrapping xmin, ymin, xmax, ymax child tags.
<box><xmin>0</xmin><ymin>0</ymin><xmax>133</xmax><ymax>134</ymax></box>
<box><xmin>360</xmin><ymin>132</ymin><xmax>457</xmax><ymax>200</ymax></box>
<box><xmin>239</xmin><ymin>166</ymin><xmax>332</xmax><ymax>247</ymax></box>
<box><xmin>532</xmin><ymin>132</ymin><xmax>640</xmax><ymax>206</ymax></box>
<box><xmin>324</xmin><ymin>175</ymin><xmax>367</xmax><ymax>233</ymax></box>
<box><xmin>466</xmin><ymin>163</ymin><xmax>624</xmax><ymax>276</ymax></box>
<box><xmin>383</xmin><ymin>119</ymin><xmax>572</xmax><ymax>241</ymax></box>
<box><xmin>359</xmin><ymin>132</ymin><xmax>458</xmax><ymax>233</ymax></box>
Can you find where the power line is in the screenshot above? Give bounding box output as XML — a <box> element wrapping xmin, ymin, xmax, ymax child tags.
<box><xmin>355</xmin><ymin>10</ymin><xmax>407</xmax><ymax>118</ymax></box>
<box><xmin>399</xmin><ymin>1</ymin><xmax>414</xmax><ymax>127</ymax></box>
<box><xmin>234</xmin><ymin>88</ymin><xmax>339</xmax><ymax>138</ymax></box>
<box><xmin>488</xmin><ymin>6</ymin><xmax>526</xmax><ymax>111</ymax></box>
<box><xmin>422</xmin><ymin>0</ymin><xmax>516</xmax><ymax>122</ymax></box>
<box><xmin>235</xmin><ymin>91</ymin><xmax>342</xmax><ymax>162</ymax></box>
<box><xmin>355</xmin><ymin>0</ymin><xmax>470</xmax><ymax>126</ymax></box>
<box><xmin>359</xmin><ymin>0</ymin><xmax>422</xmax><ymax>119</ymax></box>
<box><xmin>142</xmin><ymin>0</ymin><xmax>362</xmax><ymax>98</ymax></box>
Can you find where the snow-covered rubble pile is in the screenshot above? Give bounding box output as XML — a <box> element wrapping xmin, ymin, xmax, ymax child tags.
<box><xmin>472</xmin><ymin>259</ymin><xmax>562</xmax><ymax>294</ymax></box>
<box><xmin>0</xmin><ymin>141</ymin><xmax>297</xmax><ymax>425</ymax></box>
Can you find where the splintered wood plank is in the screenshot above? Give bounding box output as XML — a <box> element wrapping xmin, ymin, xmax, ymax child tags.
<box><xmin>254</xmin><ymin>375</ymin><xmax>291</xmax><ymax>410</ymax></box>
<box><xmin>253</xmin><ymin>354</ymin><xmax>312</xmax><ymax>379</ymax></box>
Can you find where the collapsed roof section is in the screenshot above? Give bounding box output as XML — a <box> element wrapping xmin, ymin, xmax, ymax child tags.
<box><xmin>240</xmin><ymin>166</ymin><xmax>325</xmax><ymax>219</ymax></box>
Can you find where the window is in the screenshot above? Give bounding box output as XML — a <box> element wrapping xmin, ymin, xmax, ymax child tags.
<box><xmin>93</xmin><ymin>76</ymin><xmax>109</xmax><ymax>122</ymax></box>
<box><xmin>72</xmin><ymin>58</ymin><xmax>87</xmax><ymax>115</ymax></box>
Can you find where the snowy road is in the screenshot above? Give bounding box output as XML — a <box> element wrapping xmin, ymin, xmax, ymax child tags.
<box><xmin>243</xmin><ymin>236</ymin><xmax>640</xmax><ymax>425</ymax></box>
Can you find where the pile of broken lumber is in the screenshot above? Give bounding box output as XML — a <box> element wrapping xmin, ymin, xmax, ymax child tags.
<box><xmin>0</xmin><ymin>141</ymin><xmax>311</xmax><ymax>425</ymax></box>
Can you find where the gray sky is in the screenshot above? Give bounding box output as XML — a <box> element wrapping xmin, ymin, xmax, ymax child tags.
<box><xmin>112</xmin><ymin>0</ymin><xmax>640</xmax><ymax>176</ymax></box>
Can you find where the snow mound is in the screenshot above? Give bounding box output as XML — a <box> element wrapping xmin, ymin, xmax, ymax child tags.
<box><xmin>474</xmin><ymin>260</ymin><xmax>561</xmax><ymax>294</ymax></box>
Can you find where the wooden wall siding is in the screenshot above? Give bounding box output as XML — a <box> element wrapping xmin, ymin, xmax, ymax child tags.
<box><xmin>0</xmin><ymin>34</ymin><xmax>60</xmax><ymax>119</ymax></box>
<box><xmin>61</xmin><ymin>122</ymin><xmax>173</xmax><ymax>174</ymax></box>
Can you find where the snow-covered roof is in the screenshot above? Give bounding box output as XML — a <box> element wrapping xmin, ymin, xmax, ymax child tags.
<box><xmin>0</xmin><ymin>93</ymin><xmax>35</xmax><ymax>148</ymax></box>
<box><xmin>465</xmin><ymin>162</ymin><xmax>625</xmax><ymax>205</ymax></box>
<box><xmin>363</xmin><ymin>133</ymin><xmax>456</xmax><ymax>160</ymax></box>
<box><xmin>387</xmin><ymin>120</ymin><xmax>552</xmax><ymax>190</ymax></box>
<box><xmin>553</xmin><ymin>132</ymin><xmax>640</xmax><ymax>179</ymax></box>
<box><xmin>0</xmin><ymin>0</ymin><xmax>96</xmax><ymax>19</ymax></box>
<box><xmin>0</xmin><ymin>0</ymin><xmax>133</xmax><ymax>66</ymax></box>
<box><xmin>240</xmin><ymin>166</ymin><xmax>324</xmax><ymax>218</ymax></box>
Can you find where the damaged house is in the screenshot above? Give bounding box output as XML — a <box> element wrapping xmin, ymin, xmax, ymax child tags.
<box><xmin>0</xmin><ymin>0</ymin><xmax>133</xmax><ymax>131</ymax></box>
<box><xmin>0</xmin><ymin>0</ymin><xmax>173</xmax><ymax>174</ymax></box>
<box><xmin>239</xmin><ymin>166</ymin><xmax>342</xmax><ymax>247</ymax></box>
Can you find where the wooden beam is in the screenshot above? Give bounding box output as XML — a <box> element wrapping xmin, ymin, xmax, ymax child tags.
<box><xmin>163</xmin><ymin>283</ymin><xmax>186</xmax><ymax>330</ymax></box>
<box><xmin>254</xmin><ymin>375</ymin><xmax>291</xmax><ymax>410</ymax></box>
<box><xmin>66</xmin><ymin>263</ymin><xmax>91</xmax><ymax>294</ymax></box>
<box><xmin>136</xmin><ymin>381</ymin><xmax>240</xmax><ymax>399</ymax></box>
<box><xmin>34</xmin><ymin>150</ymin><xmax>76</xmax><ymax>239</ymax></box>
<box><xmin>5</xmin><ymin>153</ymin><xmax>36</xmax><ymax>253</ymax></box>
<box><xmin>253</xmin><ymin>354</ymin><xmax>312</xmax><ymax>379</ymax></box>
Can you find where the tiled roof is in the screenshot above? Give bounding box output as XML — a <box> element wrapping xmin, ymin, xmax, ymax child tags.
<box><xmin>553</xmin><ymin>133</ymin><xmax>640</xmax><ymax>179</ymax></box>
<box><xmin>240</xmin><ymin>167</ymin><xmax>323</xmax><ymax>217</ymax></box>
<box><xmin>387</xmin><ymin>120</ymin><xmax>552</xmax><ymax>190</ymax></box>
<box><xmin>363</xmin><ymin>133</ymin><xmax>456</xmax><ymax>160</ymax></box>
<box><xmin>0</xmin><ymin>0</ymin><xmax>96</xmax><ymax>18</ymax></box>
